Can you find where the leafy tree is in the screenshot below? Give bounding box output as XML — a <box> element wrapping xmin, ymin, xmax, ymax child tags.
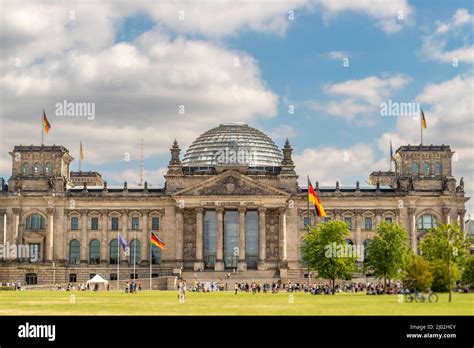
<box><xmin>364</xmin><ymin>221</ymin><xmax>412</xmax><ymax>292</ymax></box>
<box><xmin>429</xmin><ymin>260</ymin><xmax>460</xmax><ymax>292</ymax></box>
<box><xmin>403</xmin><ymin>255</ymin><xmax>433</xmax><ymax>291</ymax></box>
<box><xmin>420</xmin><ymin>222</ymin><xmax>469</xmax><ymax>302</ymax></box>
<box><xmin>461</xmin><ymin>254</ymin><xmax>474</xmax><ymax>287</ymax></box>
<box><xmin>301</xmin><ymin>220</ymin><xmax>357</xmax><ymax>294</ymax></box>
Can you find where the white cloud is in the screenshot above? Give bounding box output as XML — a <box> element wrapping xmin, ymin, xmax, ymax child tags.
<box><xmin>421</xmin><ymin>8</ymin><xmax>474</xmax><ymax>64</ymax></box>
<box><xmin>435</xmin><ymin>8</ymin><xmax>473</xmax><ymax>34</ymax></box>
<box><xmin>294</xmin><ymin>143</ymin><xmax>387</xmax><ymax>187</ymax></box>
<box><xmin>327</xmin><ymin>51</ymin><xmax>348</xmax><ymax>60</ymax></box>
<box><xmin>315</xmin><ymin>0</ymin><xmax>414</xmax><ymax>33</ymax></box>
<box><xmin>268</xmin><ymin>124</ymin><xmax>297</xmax><ymax>141</ymax></box>
<box><xmin>307</xmin><ymin>74</ymin><xmax>409</xmax><ymax>122</ymax></box>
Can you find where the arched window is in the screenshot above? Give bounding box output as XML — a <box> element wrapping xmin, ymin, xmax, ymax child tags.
<box><xmin>423</xmin><ymin>162</ymin><xmax>430</xmax><ymax>175</ymax></box>
<box><xmin>25</xmin><ymin>214</ymin><xmax>45</xmax><ymax>230</ymax></box>
<box><xmin>33</xmin><ymin>162</ymin><xmax>41</xmax><ymax>175</ymax></box>
<box><xmin>21</xmin><ymin>163</ymin><xmax>29</xmax><ymax>175</ymax></box>
<box><xmin>434</xmin><ymin>162</ymin><xmax>441</xmax><ymax>174</ymax></box>
<box><xmin>411</xmin><ymin>162</ymin><xmax>419</xmax><ymax>174</ymax></box>
<box><xmin>109</xmin><ymin>239</ymin><xmax>118</xmax><ymax>264</ymax></box>
<box><xmin>69</xmin><ymin>239</ymin><xmax>80</xmax><ymax>265</ymax></box>
<box><xmin>45</xmin><ymin>162</ymin><xmax>52</xmax><ymax>175</ymax></box>
<box><xmin>417</xmin><ymin>214</ymin><xmax>438</xmax><ymax>231</ymax></box>
<box><xmin>89</xmin><ymin>239</ymin><xmax>100</xmax><ymax>264</ymax></box>
<box><xmin>151</xmin><ymin>245</ymin><xmax>161</xmax><ymax>265</ymax></box>
<box><xmin>130</xmin><ymin>239</ymin><xmax>141</xmax><ymax>265</ymax></box>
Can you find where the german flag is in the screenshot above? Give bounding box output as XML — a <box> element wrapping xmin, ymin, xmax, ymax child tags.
<box><xmin>308</xmin><ymin>179</ymin><xmax>326</xmax><ymax>218</ymax></box>
<box><xmin>151</xmin><ymin>232</ymin><xmax>165</xmax><ymax>250</ymax></box>
<box><xmin>43</xmin><ymin>110</ymin><xmax>51</xmax><ymax>134</ymax></box>
<box><xmin>421</xmin><ymin>108</ymin><xmax>427</xmax><ymax>129</ymax></box>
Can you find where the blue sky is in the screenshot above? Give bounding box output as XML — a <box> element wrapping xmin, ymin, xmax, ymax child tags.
<box><xmin>0</xmin><ymin>0</ymin><xmax>472</xmax><ymax>212</ymax></box>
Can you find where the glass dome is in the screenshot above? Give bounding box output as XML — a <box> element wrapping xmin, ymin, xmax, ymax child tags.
<box><xmin>182</xmin><ymin>123</ymin><xmax>283</xmax><ymax>167</ymax></box>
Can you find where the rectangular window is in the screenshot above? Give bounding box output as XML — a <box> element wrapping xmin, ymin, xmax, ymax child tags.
<box><xmin>130</xmin><ymin>273</ymin><xmax>138</xmax><ymax>280</ymax></box>
<box><xmin>71</xmin><ymin>217</ymin><xmax>79</xmax><ymax>230</ymax></box>
<box><xmin>364</xmin><ymin>217</ymin><xmax>373</xmax><ymax>230</ymax></box>
<box><xmin>344</xmin><ymin>217</ymin><xmax>352</xmax><ymax>230</ymax></box>
<box><xmin>111</xmin><ymin>217</ymin><xmax>119</xmax><ymax>230</ymax></box>
<box><xmin>110</xmin><ymin>273</ymin><xmax>118</xmax><ymax>281</ymax></box>
<box><xmin>151</xmin><ymin>217</ymin><xmax>159</xmax><ymax>230</ymax></box>
<box><xmin>69</xmin><ymin>274</ymin><xmax>77</xmax><ymax>283</ymax></box>
<box><xmin>25</xmin><ymin>273</ymin><xmax>37</xmax><ymax>285</ymax></box>
<box><xmin>131</xmin><ymin>217</ymin><xmax>139</xmax><ymax>230</ymax></box>
<box><xmin>323</xmin><ymin>217</ymin><xmax>331</xmax><ymax>223</ymax></box>
<box><xmin>29</xmin><ymin>243</ymin><xmax>40</xmax><ymax>262</ymax></box>
<box><xmin>385</xmin><ymin>217</ymin><xmax>393</xmax><ymax>224</ymax></box>
<box><xmin>303</xmin><ymin>217</ymin><xmax>310</xmax><ymax>227</ymax></box>
<box><xmin>91</xmin><ymin>217</ymin><xmax>99</xmax><ymax>230</ymax></box>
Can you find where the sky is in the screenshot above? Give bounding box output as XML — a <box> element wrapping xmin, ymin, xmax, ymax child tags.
<box><xmin>0</xmin><ymin>0</ymin><xmax>473</xmax><ymax>214</ymax></box>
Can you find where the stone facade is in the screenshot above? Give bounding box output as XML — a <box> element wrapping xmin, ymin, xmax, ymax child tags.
<box><xmin>0</xmin><ymin>135</ymin><xmax>469</xmax><ymax>286</ymax></box>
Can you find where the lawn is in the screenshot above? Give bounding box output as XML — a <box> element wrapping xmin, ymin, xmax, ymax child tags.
<box><xmin>0</xmin><ymin>291</ymin><xmax>472</xmax><ymax>316</ymax></box>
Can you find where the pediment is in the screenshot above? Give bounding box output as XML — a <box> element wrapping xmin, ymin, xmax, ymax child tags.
<box><xmin>173</xmin><ymin>171</ymin><xmax>289</xmax><ymax>197</ymax></box>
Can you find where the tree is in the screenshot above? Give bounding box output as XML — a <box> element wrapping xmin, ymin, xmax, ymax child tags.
<box><xmin>403</xmin><ymin>255</ymin><xmax>433</xmax><ymax>291</ymax></box>
<box><xmin>429</xmin><ymin>260</ymin><xmax>460</xmax><ymax>292</ymax></box>
<box><xmin>461</xmin><ymin>254</ymin><xmax>474</xmax><ymax>287</ymax></box>
<box><xmin>364</xmin><ymin>221</ymin><xmax>412</xmax><ymax>292</ymax></box>
<box><xmin>420</xmin><ymin>222</ymin><xmax>469</xmax><ymax>302</ymax></box>
<box><xmin>301</xmin><ymin>220</ymin><xmax>357</xmax><ymax>294</ymax></box>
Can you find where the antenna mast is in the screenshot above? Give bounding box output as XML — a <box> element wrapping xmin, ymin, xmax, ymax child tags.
<box><xmin>139</xmin><ymin>138</ymin><xmax>144</xmax><ymax>186</ymax></box>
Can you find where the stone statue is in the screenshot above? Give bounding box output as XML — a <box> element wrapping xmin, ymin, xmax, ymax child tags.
<box><xmin>408</xmin><ymin>177</ymin><xmax>414</xmax><ymax>191</ymax></box>
<box><xmin>336</xmin><ymin>181</ymin><xmax>340</xmax><ymax>191</ymax></box>
<box><xmin>356</xmin><ymin>181</ymin><xmax>360</xmax><ymax>190</ymax></box>
<box><xmin>443</xmin><ymin>177</ymin><xmax>449</xmax><ymax>191</ymax></box>
<box><xmin>48</xmin><ymin>177</ymin><xmax>55</xmax><ymax>191</ymax></box>
<box><xmin>460</xmin><ymin>177</ymin><xmax>464</xmax><ymax>190</ymax></box>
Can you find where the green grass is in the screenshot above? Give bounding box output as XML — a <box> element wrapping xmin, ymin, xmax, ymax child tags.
<box><xmin>0</xmin><ymin>291</ymin><xmax>472</xmax><ymax>315</ymax></box>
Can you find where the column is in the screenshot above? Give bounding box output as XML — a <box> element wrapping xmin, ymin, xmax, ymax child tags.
<box><xmin>278</xmin><ymin>207</ymin><xmax>287</xmax><ymax>269</ymax></box>
<box><xmin>12</xmin><ymin>208</ymin><xmax>20</xmax><ymax>261</ymax></box>
<box><xmin>214</xmin><ymin>207</ymin><xmax>224</xmax><ymax>271</ymax></box>
<box><xmin>408</xmin><ymin>208</ymin><xmax>417</xmax><ymax>252</ymax></box>
<box><xmin>354</xmin><ymin>210</ymin><xmax>362</xmax><ymax>246</ymax></box>
<box><xmin>194</xmin><ymin>208</ymin><xmax>204</xmax><ymax>271</ymax></box>
<box><xmin>175</xmin><ymin>207</ymin><xmax>184</xmax><ymax>264</ymax></box>
<box><xmin>100</xmin><ymin>211</ymin><xmax>108</xmax><ymax>263</ymax></box>
<box><xmin>459</xmin><ymin>209</ymin><xmax>466</xmax><ymax>230</ymax></box>
<box><xmin>375</xmin><ymin>209</ymin><xmax>383</xmax><ymax>227</ymax></box>
<box><xmin>141</xmin><ymin>210</ymin><xmax>149</xmax><ymax>264</ymax></box>
<box><xmin>237</xmin><ymin>207</ymin><xmax>246</xmax><ymax>271</ymax></box>
<box><xmin>258</xmin><ymin>207</ymin><xmax>267</xmax><ymax>270</ymax></box>
<box><xmin>334</xmin><ymin>209</ymin><xmax>342</xmax><ymax>221</ymax></box>
<box><xmin>80</xmin><ymin>210</ymin><xmax>88</xmax><ymax>263</ymax></box>
<box><xmin>46</xmin><ymin>207</ymin><xmax>55</xmax><ymax>262</ymax></box>
<box><xmin>442</xmin><ymin>207</ymin><xmax>451</xmax><ymax>224</ymax></box>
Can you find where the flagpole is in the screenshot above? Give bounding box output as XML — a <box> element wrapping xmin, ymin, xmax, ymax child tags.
<box><xmin>420</xmin><ymin>111</ymin><xmax>423</xmax><ymax>146</ymax></box>
<box><xmin>133</xmin><ymin>231</ymin><xmax>136</xmax><ymax>284</ymax></box>
<box><xmin>41</xmin><ymin>111</ymin><xmax>44</xmax><ymax>146</ymax></box>
<box><xmin>117</xmin><ymin>232</ymin><xmax>120</xmax><ymax>291</ymax></box>
<box><xmin>307</xmin><ymin>175</ymin><xmax>311</xmax><ymax>290</ymax></box>
<box><xmin>79</xmin><ymin>142</ymin><xmax>82</xmax><ymax>172</ymax></box>
<box><xmin>149</xmin><ymin>233</ymin><xmax>152</xmax><ymax>291</ymax></box>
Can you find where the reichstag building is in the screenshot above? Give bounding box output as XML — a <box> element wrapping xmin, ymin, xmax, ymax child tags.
<box><xmin>0</xmin><ymin>123</ymin><xmax>469</xmax><ymax>286</ymax></box>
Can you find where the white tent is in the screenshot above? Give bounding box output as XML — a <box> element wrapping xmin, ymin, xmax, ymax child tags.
<box><xmin>86</xmin><ymin>274</ymin><xmax>108</xmax><ymax>291</ymax></box>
